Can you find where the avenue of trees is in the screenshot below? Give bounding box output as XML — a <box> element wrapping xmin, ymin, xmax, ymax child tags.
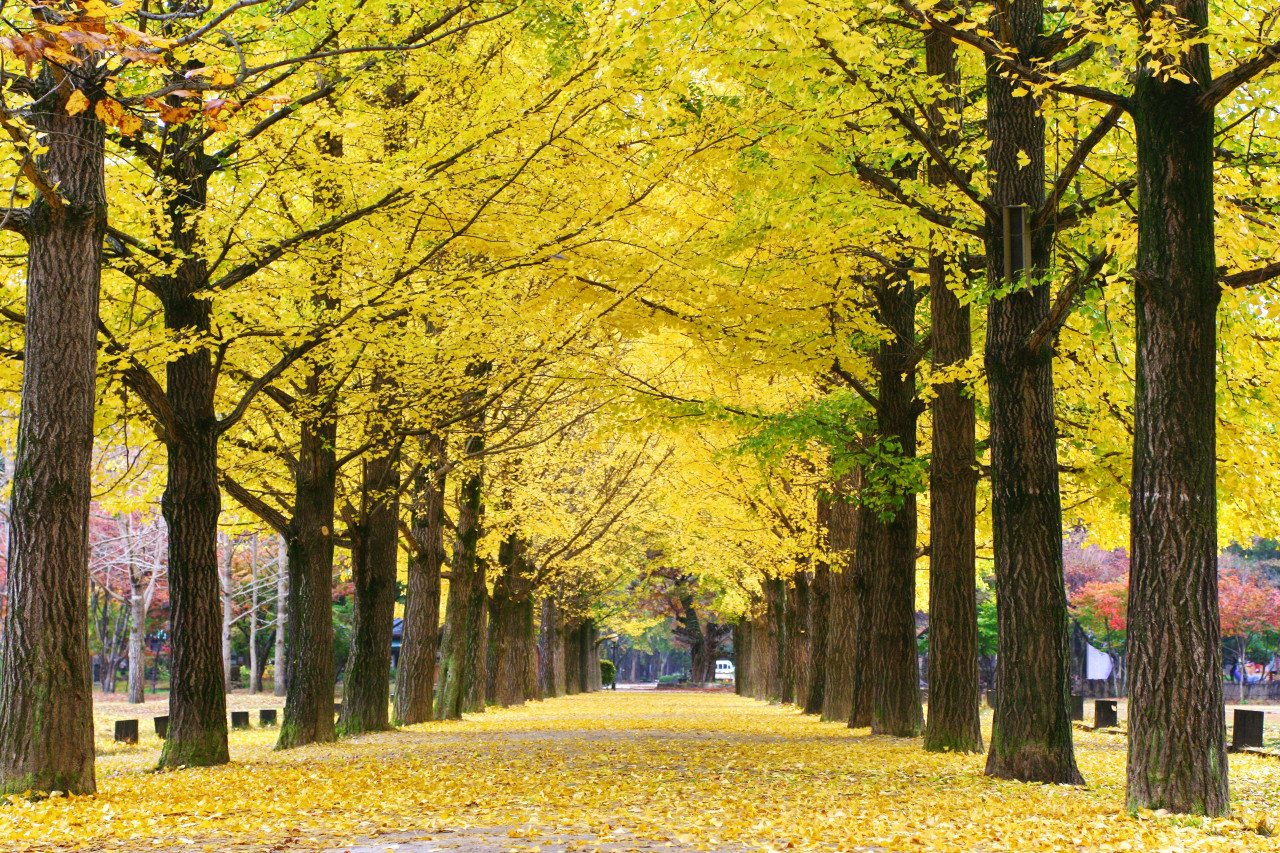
<box><xmin>0</xmin><ymin>0</ymin><xmax>1277</xmax><ymax>822</ymax></box>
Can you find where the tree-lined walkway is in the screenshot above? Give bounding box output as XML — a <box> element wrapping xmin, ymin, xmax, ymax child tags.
<box><xmin>4</xmin><ymin>693</ymin><xmax>1279</xmax><ymax>852</ymax></box>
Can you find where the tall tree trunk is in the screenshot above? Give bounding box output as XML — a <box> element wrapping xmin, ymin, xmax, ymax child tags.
<box><xmin>488</xmin><ymin>535</ymin><xmax>532</xmax><ymax>707</ymax></box>
<box><xmin>249</xmin><ymin>537</ymin><xmax>261</xmax><ymax>695</ymax></box>
<box><xmin>824</xmin><ymin>470</ymin><xmax>868</xmax><ymax>725</ymax></box>
<box><xmin>982</xmin><ymin>0</ymin><xmax>1081</xmax><ymax>785</ymax></box>
<box><xmin>788</xmin><ymin>573</ymin><xmax>811</xmax><ymax>704</ymax></box>
<box><xmin>436</xmin><ymin>437</ymin><xmax>486</xmax><ymax>720</ymax></box>
<box><xmin>342</xmin><ymin>445</ymin><xmax>401</xmax><ymax>735</ymax></box>
<box><xmin>1126</xmin><ymin>0</ymin><xmax>1226</xmax><ymax>812</ymax></box>
<box><xmin>564</xmin><ymin>623</ymin><xmax>582</xmax><ymax>695</ymax></box>
<box><xmin>765</xmin><ymin>576</ymin><xmax>786</xmax><ymax>700</ymax></box>
<box><xmin>922</xmin><ymin>25</ymin><xmax>982</xmax><ymax>756</ymax></box>
<box><xmin>583</xmin><ymin>621</ymin><xmax>601</xmax><ymax>691</ymax></box>
<box><xmin>867</xmin><ymin>272</ymin><xmax>924</xmax><ymax>738</ymax></box>
<box><xmin>0</xmin><ymin>65</ymin><xmax>105</xmax><ymax>797</ymax></box>
<box><xmin>155</xmin><ymin>129</ymin><xmax>229</xmax><ymax>769</ymax></box>
<box><xmin>248</xmin><ymin>537</ymin><xmax>261</xmax><ymax>691</ymax></box>
<box><xmin>734</xmin><ymin>622</ymin><xmax>749</xmax><ymax>696</ymax></box>
<box><xmin>128</xmin><ymin>567</ymin><xmax>149</xmax><ymax>705</ymax></box>
<box><xmin>274</xmin><ymin>537</ymin><xmax>288</xmax><ymax>697</ymax></box>
<box><xmin>278</xmin><ymin>393</ymin><xmax>338</xmax><ymax>750</ymax></box>
<box><xmin>158</xmin><ymin>321</ymin><xmax>228</xmax><ymax>769</ymax></box>
<box><xmin>521</xmin><ymin>594</ymin><xmax>540</xmax><ymax>701</ymax></box>
<box><xmin>539</xmin><ymin>597</ymin><xmax>564</xmax><ymax>698</ymax></box>
<box><xmin>395</xmin><ymin>436</ymin><xmax>446</xmax><ymax>724</ymax></box>
<box><xmin>221</xmin><ymin>533</ymin><xmax>234</xmax><ymax>689</ymax></box>
<box><xmin>804</xmin><ymin>557</ymin><xmax>829</xmax><ymax>714</ymax></box>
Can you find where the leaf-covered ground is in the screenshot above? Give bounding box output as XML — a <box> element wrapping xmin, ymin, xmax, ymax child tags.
<box><xmin>4</xmin><ymin>692</ymin><xmax>1280</xmax><ymax>853</ymax></box>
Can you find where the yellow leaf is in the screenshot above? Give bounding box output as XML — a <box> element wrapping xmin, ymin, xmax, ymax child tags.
<box><xmin>94</xmin><ymin>97</ymin><xmax>123</xmax><ymax>125</ymax></box>
<box><xmin>160</xmin><ymin>105</ymin><xmax>194</xmax><ymax>125</ymax></box>
<box><xmin>64</xmin><ymin>89</ymin><xmax>89</xmax><ymax>115</ymax></box>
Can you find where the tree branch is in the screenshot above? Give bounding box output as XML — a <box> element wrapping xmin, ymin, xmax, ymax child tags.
<box><xmin>831</xmin><ymin>357</ymin><xmax>880</xmax><ymax>410</ymax></box>
<box><xmin>894</xmin><ymin>0</ymin><xmax>1130</xmax><ymax>108</ymax></box>
<box><xmin>1025</xmin><ymin>251</ymin><xmax>1111</xmax><ymax>353</ymax></box>
<box><xmin>1220</xmin><ymin>261</ymin><xmax>1280</xmax><ymax>289</ymax></box>
<box><xmin>222</xmin><ymin>475</ymin><xmax>291</xmax><ymax>535</ymax></box>
<box><xmin>1033</xmin><ymin>104</ymin><xmax>1125</xmax><ymax>230</ymax></box>
<box><xmin>1200</xmin><ymin>41</ymin><xmax>1280</xmax><ymax>111</ymax></box>
<box><xmin>207</xmin><ymin>188</ymin><xmax>407</xmax><ymax>292</ymax></box>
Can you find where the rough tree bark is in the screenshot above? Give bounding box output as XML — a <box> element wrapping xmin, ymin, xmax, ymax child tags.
<box><xmin>395</xmin><ymin>436</ymin><xmax>446</xmax><ymax>724</ymax></box>
<box><xmin>488</xmin><ymin>535</ymin><xmax>535</xmax><ymax>707</ymax></box>
<box><xmin>734</xmin><ymin>622</ymin><xmax>751</xmax><ymax>697</ymax></box>
<box><xmin>157</xmin><ymin>133</ymin><xmax>230</xmax><ymax>770</ymax></box>
<box><xmin>866</xmin><ymin>271</ymin><xmax>924</xmax><ymax>738</ymax></box>
<box><xmin>803</xmin><ymin>549</ymin><xmax>830</xmax><ymax>714</ymax></box>
<box><xmin>341</xmin><ymin>444</ymin><xmax>401</xmax><ymax>735</ymax></box>
<box><xmin>564</xmin><ymin>622</ymin><xmax>583</xmax><ymax>695</ymax></box>
<box><xmin>922</xmin><ymin>22</ymin><xmax>982</xmax><ymax>756</ymax></box>
<box><xmin>788</xmin><ymin>572</ymin><xmax>812</xmax><ymax>705</ymax></box>
<box><xmin>982</xmin><ymin>0</ymin><xmax>1082</xmax><ymax>784</ymax></box>
<box><xmin>582</xmin><ymin>621</ymin><xmax>601</xmax><ymax>692</ymax></box>
<box><xmin>0</xmin><ymin>72</ymin><xmax>105</xmax><ymax>795</ymax></box>
<box><xmin>539</xmin><ymin>597</ymin><xmax>565</xmax><ymax>698</ymax></box>
<box><xmin>766</xmin><ymin>576</ymin><xmax>786</xmax><ymax>701</ymax></box>
<box><xmin>436</xmin><ymin>438</ymin><xmax>487</xmax><ymax>720</ymax></box>
<box><xmin>924</xmin><ymin>248</ymin><xmax>982</xmax><ymax>751</ymax></box>
<box><xmin>824</xmin><ymin>469</ymin><xmax>869</xmax><ymax>726</ymax></box>
<box><xmin>1126</xmin><ymin>0</ymin><xmax>1226</xmax><ymax>813</ymax></box>
<box><xmin>277</xmin><ymin>381</ymin><xmax>338</xmax><ymax>750</ymax></box>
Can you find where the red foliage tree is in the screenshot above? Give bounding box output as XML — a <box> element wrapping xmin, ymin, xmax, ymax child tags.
<box><xmin>1218</xmin><ymin>570</ymin><xmax>1280</xmax><ymax>702</ymax></box>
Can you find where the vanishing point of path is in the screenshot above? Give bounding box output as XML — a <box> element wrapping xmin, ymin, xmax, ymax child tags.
<box><xmin>2</xmin><ymin>692</ymin><xmax>1279</xmax><ymax>853</ymax></box>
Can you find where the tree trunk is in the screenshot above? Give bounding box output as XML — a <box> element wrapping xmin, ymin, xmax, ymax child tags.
<box><xmin>734</xmin><ymin>622</ymin><xmax>749</xmax><ymax>696</ymax></box>
<box><xmin>155</xmin><ymin>130</ymin><xmax>230</xmax><ymax>770</ymax></box>
<box><xmin>128</xmin><ymin>570</ymin><xmax>149</xmax><ymax>705</ymax></box>
<box><xmin>488</xmin><ymin>535</ymin><xmax>533</xmax><ymax>707</ymax></box>
<box><xmin>342</xmin><ymin>445</ymin><xmax>401</xmax><ymax>735</ymax></box>
<box><xmin>867</xmin><ymin>271</ymin><xmax>924</xmax><ymax>738</ymax></box>
<box><xmin>922</xmin><ymin>25</ymin><xmax>982</xmax><ymax>756</ymax></box>
<box><xmin>789</xmin><ymin>573</ymin><xmax>811</xmax><ymax>705</ymax></box>
<box><xmin>221</xmin><ymin>533</ymin><xmax>234</xmax><ymax>689</ymax></box>
<box><xmin>158</xmin><ymin>350</ymin><xmax>228</xmax><ymax>769</ymax></box>
<box><xmin>981</xmin><ymin>0</ymin><xmax>1081</xmax><ymax>784</ymax></box>
<box><xmin>765</xmin><ymin>576</ymin><xmax>786</xmax><ymax>701</ymax></box>
<box><xmin>395</xmin><ymin>436</ymin><xmax>446</xmax><ymax>725</ymax></box>
<box><xmin>436</xmin><ymin>440</ymin><xmax>486</xmax><ymax>720</ymax></box>
<box><xmin>278</xmin><ymin>395</ymin><xmax>338</xmax><ymax>750</ymax></box>
<box><xmin>804</xmin><ymin>558</ymin><xmax>829</xmax><ymax>714</ymax></box>
<box><xmin>274</xmin><ymin>537</ymin><xmax>288</xmax><ymax>697</ymax></box>
<box><xmin>539</xmin><ymin>597</ymin><xmax>564</xmax><ymax>698</ymax></box>
<box><xmin>1126</xmin><ymin>5</ymin><xmax>1226</xmax><ymax>810</ymax></box>
<box><xmin>520</xmin><ymin>594</ymin><xmax>539</xmax><ymax>702</ymax></box>
<box><xmin>583</xmin><ymin>621</ymin><xmax>601</xmax><ymax>691</ymax></box>
<box><xmin>249</xmin><ymin>537</ymin><xmax>261</xmax><ymax>695</ymax></box>
<box><xmin>0</xmin><ymin>66</ymin><xmax>105</xmax><ymax>797</ymax></box>
<box><xmin>824</xmin><ymin>470</ymin><xmax>868</xmax><ymax>725</ymax></box>
<box><xmin>564</xmin><ymin>623</ymin><xmax>582</xmax><ymax>695</ymax></box>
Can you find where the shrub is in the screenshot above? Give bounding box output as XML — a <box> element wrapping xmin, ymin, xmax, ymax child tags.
<box><xmin>600</xmin><ymin>659</ymin><xmax>616</xmax><ymax>686</ymax></box>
